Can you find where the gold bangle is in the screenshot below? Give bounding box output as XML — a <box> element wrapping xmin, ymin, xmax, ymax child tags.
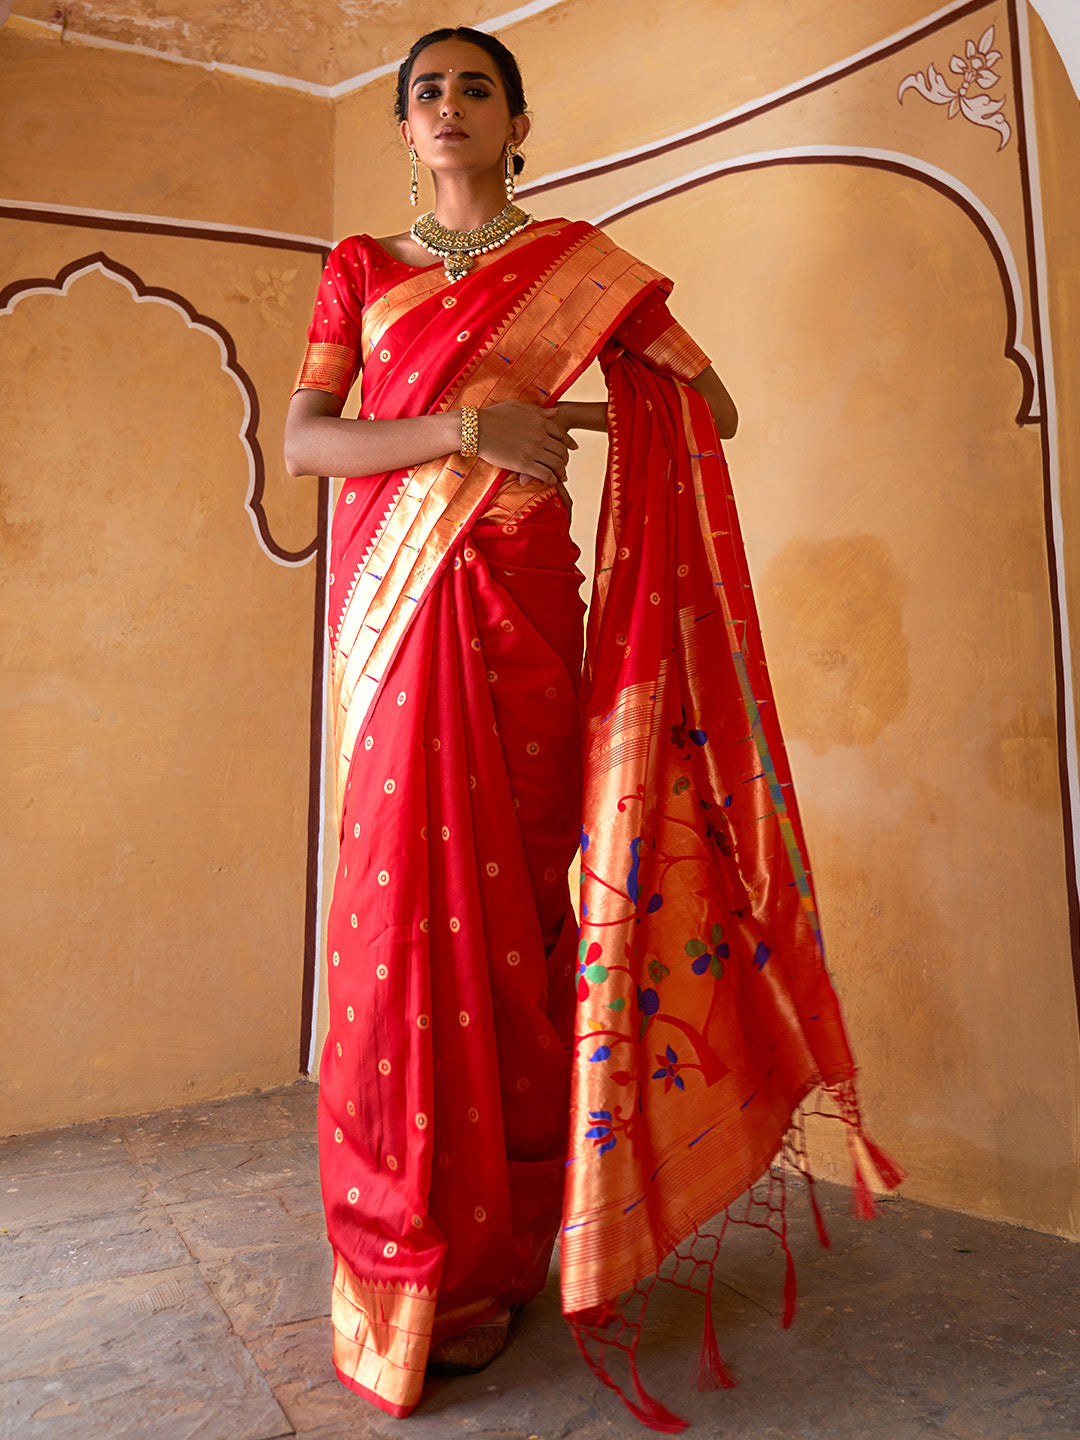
<box><xmin>460</xmin><ymin>404</ymin><xmax>479</xmax><ymax>458</ymax></box>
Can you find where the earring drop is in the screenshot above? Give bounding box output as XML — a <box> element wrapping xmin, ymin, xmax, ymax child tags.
<box><xmin>504</xmin><ymin>142</ymin><xmax>516</xmax><ymax>202</ymax></box>
<box><xmin>409</xmin><ymin>147</ymin><xmax>419</xmax><ymax>208</ymax></box>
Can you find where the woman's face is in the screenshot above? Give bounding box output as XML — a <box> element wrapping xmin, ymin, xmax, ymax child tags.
<box><xmin>400</xmin><ymin>38</ymin><xmax>529</xmax><ymax>182</ymax></box>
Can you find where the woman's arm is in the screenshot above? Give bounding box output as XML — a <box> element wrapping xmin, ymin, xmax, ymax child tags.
<box><xmin>553</xmin><ymin>368</ymin><xmax>738</xmax><ymax>443</ymax></box>
<box><xmin>284</xmin><ymin>389</ymin><xmax>577</xmax><ymax>484</ymax></box>
<box><xmin>689</xmin><ymin>367</ymin><xmax>738</xmax><ymax>439</ymax></box>
<box><xmin>284</xmin><ymin>389</ymin><xmax>458</xmax><ymax>478</ymax></box>
<box><xmin>554</xmin><ymin>400</ymin><xmax>608</xmax><ymax>434</ymax></box>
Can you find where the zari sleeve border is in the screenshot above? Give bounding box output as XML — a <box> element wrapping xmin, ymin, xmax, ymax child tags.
<box><xmin>640</xmin><ymin>322</ymin><xmax>712</xmax><ymax>384</ymax></box>
<box><xmin>293</xmin><ymin>341</ymin><xmax>360</xmax><ymax>403</ymax></box>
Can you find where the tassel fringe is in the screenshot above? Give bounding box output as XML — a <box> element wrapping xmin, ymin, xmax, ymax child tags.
<box><xmin>571</xmin><ymin>1317</ymin><xmax>689</xmax><ymax>1434</ymax></box>
<box><xmin>861</xmin><ymin>1133</ymin><xmax>908</xmax><ymax>1192</ymax></box>
<box><xmin>780</xmin><ymin>1242</ymin><xmax>798</xmax><ymax>1329</ymax></box>
<box><xmin>805</xmin><ymin>1173</ymin><xmax>832</xmax><ymax>1249</ymax></box>
<box><xmin>567</xmin><ymin>1089</ymin><xmax>903</xmax><ymax>1431</ymax></box>
<box><xmin>630</xmin><ymin>1358</ymin><xmax>690</xmax><ymax>1433</ymax></box>
<box><xmin>697</xmin><ymin>1280</ymin><xmax>738</xmax><ymax>1390</ymax></box>
<box><xmin>849</xmin><ymin>1142</ymin><xmax>878</xmax><ymax>1220</ymax></box>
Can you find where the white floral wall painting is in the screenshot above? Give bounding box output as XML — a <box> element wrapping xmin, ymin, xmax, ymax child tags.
<box><xmin>898</xmin><ymin>25</ymin><xmax>1012</xmax><ymax>150</ymax></box>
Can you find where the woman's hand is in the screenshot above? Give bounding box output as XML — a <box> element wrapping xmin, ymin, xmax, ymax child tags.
<box><xmin>475</xmin><ymin>400</ymin><xmax>577</xmax><ymax>485</ymax></box>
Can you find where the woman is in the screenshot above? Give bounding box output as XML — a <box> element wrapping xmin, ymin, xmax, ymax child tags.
<box><xmin>285</xmin><ymin>26</ymin><xmax>895</xmax><ymax>1429</ymax></box>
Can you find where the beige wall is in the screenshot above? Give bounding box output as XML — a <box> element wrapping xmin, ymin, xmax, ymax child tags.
<box><xmin>5</xmin><ymin>2</ymin><xmax>1080</xmax><ymax>1244</ymax></box>
<box><xmin>1</xmin><ymin>25</ymin><xmax>331</xmax><ymax>1130</ymax></box>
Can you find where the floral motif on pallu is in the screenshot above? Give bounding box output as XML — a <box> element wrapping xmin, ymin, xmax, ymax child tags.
<box><xmin>561</xmin><ymin>353</ymin><xmax>902</xmax><ymax>1430</ymax></box>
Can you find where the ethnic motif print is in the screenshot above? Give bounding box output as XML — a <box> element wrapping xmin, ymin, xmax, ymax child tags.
<box><xmin>562</xmin><ymin>355</ymin><xmax>858</xmax><ymax>1314</ymax></box>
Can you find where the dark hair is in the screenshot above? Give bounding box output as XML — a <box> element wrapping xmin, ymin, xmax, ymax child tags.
<box><xmin>395</xmin><ymin>27</ymin><xmax>527</xmax><ymax>174</ymax></box>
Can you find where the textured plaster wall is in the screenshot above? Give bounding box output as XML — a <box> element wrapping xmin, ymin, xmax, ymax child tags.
<box><xmin>0</xmin><ymin>29</ymin><xmax>330</xmax><ymax>1131</ymax></box>
<box><xmin>0</xmin><ymin>23</ymin><xmax>333</xmax><ymax>236</ymax></box>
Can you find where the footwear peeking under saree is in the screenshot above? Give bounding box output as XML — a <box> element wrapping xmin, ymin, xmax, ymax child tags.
<box><xmin>296</xmin><ymin>219</ymin><xmax>901</xmax><ymax>1425</ymax></box>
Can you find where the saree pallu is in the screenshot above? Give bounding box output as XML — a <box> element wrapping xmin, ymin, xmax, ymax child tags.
<box><xmin>309</xmin><ymin>222</ymin><xmax>688</xmax><ymax>1418</ymax></box>
<box><xmin>561</xmin><ymin>349</ymin><xmax>902</xmax><ymax>1431</ymax></box>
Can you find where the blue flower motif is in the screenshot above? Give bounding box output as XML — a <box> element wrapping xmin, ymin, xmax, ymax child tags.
<box><xmin>651</xmin><ymin>1045</ymin><xmax>685</xmax><ymax>1093</ymax></box>
<box><xmin>626</xmin><ymin>837</ymin><xmax>642</xmax><ymax>902</ymax></box>
<box><xmin>585</xmin><ymin>1109</ymin><xmax>616</xmax><ymax>1155</ymax></box>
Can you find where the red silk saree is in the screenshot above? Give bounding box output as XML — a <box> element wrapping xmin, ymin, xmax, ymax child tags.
<box><xmin>296</xmin><ymin>219</ymin><xmax>898</xmax><ymax>1425</ymax></box>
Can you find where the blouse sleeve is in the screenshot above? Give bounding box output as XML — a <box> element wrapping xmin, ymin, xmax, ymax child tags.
<box><xmin>613</xmin><ymin>289</ymin><xmax>711</xmax><ymax>383</ymax></box>
<box><xmin>293</xmin><ymin>239</ymin><xmax>364</xmax><ymax>402</ymax></box>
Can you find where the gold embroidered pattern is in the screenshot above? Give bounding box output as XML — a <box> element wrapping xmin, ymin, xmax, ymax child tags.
<box><xmin>332</xmin><ymin>228</ymin><xmax>668</xmax><ymax>814</ymax></box>
<box><xmin>479</xmin><ymin>479</ymin><xmax>558</xmax><ymax>525</ymax></box>
<box><xmin>295</xmin><ymin>341</ymin><xmax>359</xmax><ymax>401</ymax></box>
<box><xmin>641</xmin><ymin>321</ymin><xmax>711</xmax><ymax>383</ymax></box>
<box><xmin>361</xmin><ymin>222</ymin><xmax>566</xmax><ymax>362</ymax></box>
<box><xmin>331</xmin><ymin>1250</ymin><xmax>435</xmax><ymax>1414</ymax></box>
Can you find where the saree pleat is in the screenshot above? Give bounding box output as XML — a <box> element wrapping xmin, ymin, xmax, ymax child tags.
<box><xmin>321</xmin><ymin>495</ymin><xmax>587</xmax><ymax>1415</ymax></box>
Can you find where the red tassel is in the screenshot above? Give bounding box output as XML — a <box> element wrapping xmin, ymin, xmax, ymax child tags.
<box><xmin>780</xmin><ymin>1244</ymin><xmax>797</xmax><ymax>1329</ymax></box>
<box><xmin>697</xmin><ymin>1291</ymin><xmax>738</xmax><ymax>1390</ymax></box>
<box><xmin>629</xmin><ymin>1357</ymin><xmax>690</xmax><ymax>1433</ymax></box>
<box><xmin>570</xmin><ymin>1323</ymin><xmax>688</xmax><ymax>1435</ymax></box>
<box><xmin>850</xmin><ymin>1150</ymin><xmax>877</xmax><ymax>1220</ymax></box>
<box><xmin>860</xmin><ymin>1133</ymin><xmax>907</xmax><ymax>1192</ymax></box>
<box><xmin>805</xmin><ymin>1173</ymin><xmax>832</xmax><ymax>1250</ymax></box>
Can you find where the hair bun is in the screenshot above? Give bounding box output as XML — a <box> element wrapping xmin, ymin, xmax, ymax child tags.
<box><xmin>512</xmin><ymin>152</ymin><xmax>525</xmax><ymax>176</ymax></box>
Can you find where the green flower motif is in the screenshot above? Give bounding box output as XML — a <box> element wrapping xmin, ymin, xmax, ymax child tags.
<box><xmin>577</xmin><ymin>938</ymin><xmax>608</xmax><ymax>1000</ymax></box>
<box><xmin>686</xmin><ymin>923</ymin><xmax>728</xmax><ymax>978</ymax></box>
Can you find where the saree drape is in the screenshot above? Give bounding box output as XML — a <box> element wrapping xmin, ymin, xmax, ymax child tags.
<box><xmin>303</xmin><ymin>221</ymin><xmax>709</xmax><ymax>1418</ymax></box>
<box><xmin>298</xmin><ymin>219</ymin><xmax>898</xmax><ymax>1426</ymax></box>
<box><xmin>561</xmin><ymin>347</ymin><xmax>901</xmax><ymax>1431</ymax></box>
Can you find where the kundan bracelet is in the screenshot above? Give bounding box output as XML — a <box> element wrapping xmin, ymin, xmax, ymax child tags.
<box><xmin>460</xmin><ymin>405</ymin><xmax>479</xmax><ymax>458</ymax></box>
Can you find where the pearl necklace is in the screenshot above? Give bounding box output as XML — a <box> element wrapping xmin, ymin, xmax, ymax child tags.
<box><xmin>410</xmin><ymin>203</ymin><xmax>531</xmax><ymax>283</ymax></box>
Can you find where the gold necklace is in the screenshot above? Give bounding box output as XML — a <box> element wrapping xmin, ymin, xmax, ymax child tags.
<box><xmin>410</xmin><ymin>202</ymin><xmax>531</xmax><ymax>283</ymax></box>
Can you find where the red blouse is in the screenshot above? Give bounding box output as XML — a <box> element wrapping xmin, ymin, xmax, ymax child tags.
<box><xmin>295</xmin><ymin>232</ymin><xmax>710</xmax><ymax>405</ymax></box>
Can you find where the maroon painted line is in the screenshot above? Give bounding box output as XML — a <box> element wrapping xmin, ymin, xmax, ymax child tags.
<box><xmin>299</xmin><ymin>476</ymin><xmax>330</xmax><ymax>1074</ymax></box>
<box><xmin>521</xmin><ymin>0</ymin><xmax>996</xmax><ymax>200</ymax></box>
<box><xmin>597</xmin><ymin>152</ymin><xmax>1037</xmax><ymax>426</ymax></box>
<box><xmin>0</xmin><ymin>250</ymin><xmax>320</xmax><ymax>562</ymax></box>
<box><xmin>3</xmin><ymin>244</ymin><xmax>335</xmax><ymax>1069</ymax></box>
<box><xmin>1006</xmin><ymin>0</ymin><xmax>1080</xmax><ymax>1022</ymax></box>
<box><xmin>0</xmin><ymin>203</ymin><xmax>328</xmax><ymax>253</ymax></box>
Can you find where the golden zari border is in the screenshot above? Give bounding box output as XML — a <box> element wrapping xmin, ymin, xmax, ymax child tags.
<box><xmin>360</xmin><ymin>221</ymin><xmax>567</xmax><ymax>362</ymax></box>
<box><xmin>330</xmin><ymin>1250</ymin><xmax>435</xmax><ymax>1416</ymax></box>
<box><xmin>361</xmin><ymin>271</ymin><xmax>445</xmax><ymax>365</ymax></box>
<box><xmin>583</xmin><ymin>672</ymin><xmax>668</xmax><ymax>777</ymax></box>
<box><xmin>676</xmin><ymin>385</ymin><xmax>820</xmax><ymax>939</ymax></box>
<box><xmin>478</xmin><ymin>478</ymin><xmax>558</xmax><ymax>525</ymax></box>
<box><xmin>641</xmin><ymin>321</ymin><xmax>711</xmax><ymax>383</ymax></box>
<box><xmin>331</xmin><ymin>229</ymin><xmax>667</xmax><ymax>813</ymax></box>
<box><xmin>295</xmin><ymin>340</ymin><xmax>359</xmax><ymax>401</ymax></box>
<box><xmin>570</xmin><ymin>666</ymin><xmax>804</xmax><ymax>1307</ymax></box>
<box><xmin>560</xmin><ymin>1070</ymin><xmax>804</xmax><ymax>1311</ymax></box>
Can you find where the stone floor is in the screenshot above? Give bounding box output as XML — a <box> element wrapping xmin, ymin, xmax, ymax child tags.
<box><xmin>2</xmin><ymin>1082</ymin><xmax>1078</xmax><ymax>1440</ymax></box>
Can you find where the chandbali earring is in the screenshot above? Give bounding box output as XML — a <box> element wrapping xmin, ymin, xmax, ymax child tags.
<box><xmin>409</xmin><ymin>147</ymin><xmax>419</xmax><ymax>207</ymax></box>
<box><xmin>504</xmin><ymin>141</ymin><xmax>516</xmax><ymax>202</ymax></box>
